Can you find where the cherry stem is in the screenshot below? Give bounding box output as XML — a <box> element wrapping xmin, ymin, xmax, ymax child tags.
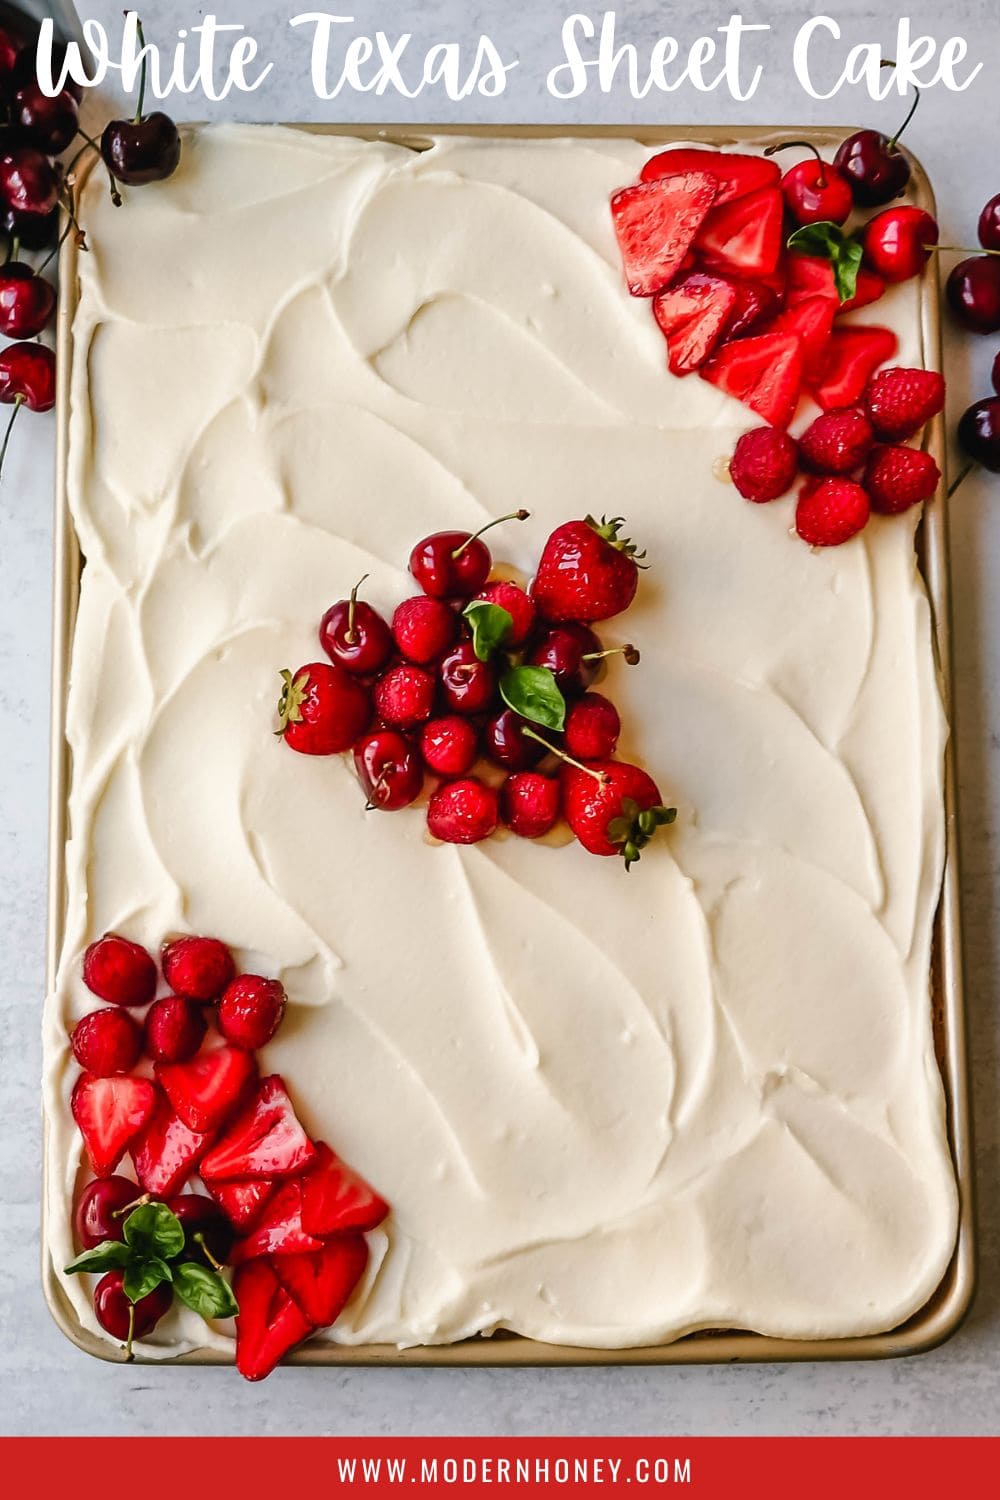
<box><xmin>123</xmin><ymin>1301</ymin><xmax>136</xmax><ymax>1362</ymax></box>
<box><xmin>764</xmin><ymin>140</ymin><xmax>826</xmax><ymax>189</ymax></box>
<box><xmin>522</xmin><ymin>726</ymin><xmax>611</xmax><ymax>784</ymax></box>
<box><xmin>948</xmin><ymin>460</ymin><xmax>976</xmax><ymax>498</ymax></box>
<box><xmin>134</xmin><ymin>16</ymin><xmax>149</xmax><ymax>125</ymax></box>
<box><xmin>9</xmin><ymin>235</ymin><xmax>19</xmax><ymax>262</ymax></box>
<box><xmin>0</xmin><ymin>396</ymin><xmax>24</xmax><ymax>482</ymax></box>
<box><xmin>888</xmin><ymin>81</ymin><xmax>920</xmax><ymax>152</ymax></box>
<box><xmin>928</xmin><ymin>245</ymin><xmax>1000</xmax><ymax>258</ymax></box>
<box><xmin>39</xmin><ymin>214</ymin><xmax>78</xmax><ymax>274</ymax></box>
<box><xmin>111</xmin><ymin>1192</ymin><xmax>152</xmax><ymax>1220</ymax></box>
<box><xmin>582</xmin><ymin>645</ymin><xmax>641</xmax><ymax>667</ymax></box>
<box><xmin>346</xmin><ymin>574</ymin><xmax>368</xmax><ymax>644</ymax></box>
<box><xmin>192</xmin><ymin>1231</ymin><xmax>224</xmax><ymax>1274</ymax></box>
<box><xmin>451</xmin><ymin>510</ymin><xmax>530</xmax><ymax>560</ymax></box>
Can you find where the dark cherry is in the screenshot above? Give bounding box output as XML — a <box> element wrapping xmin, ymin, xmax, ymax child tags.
<box><xmin>979</xmin><ymin>194</ymin><xmax>1000</xmax><ymax>252</ymax></box>
<box><xmin>0</xmin><ymin>342</ymin><xmax>56</xmax><ymax>411</ymax></box>
<box><xmin>527</xmin><ymin>623</ymin><xmax>602</xmax><ymax>698</ymax></box>
<box><xmin>958</xmin><ymin>398</ymin><xmax>1000</xmax><ymax>472</ymax></box>
<box><xmin>946</xmin><ymin>256</ymin><xmax>1000</xmax><ymax>334</ymax></box>
<box><xmin>93</xmin><ymin>1269</ymin><xmax>172</xmax><ymax>1350</ymax></box>
<box><xmin>765</xmin><ymin>142</ymin><xmax>852</xmax><ymax>226</ymax></box>
<box><xmin>0</xmin><ymin>147</ymin><xmax>60</xmax><ymax>216</ymax></box>
<box><xmin>2</xmin><ymin>203</ymin><xmax>58</xmax><ymax>250</ymax></box>
<box><xmin>319</xmin><ymin>577</ymin><xmax>393</xmax><ymax>677</ymax></box>
<box><xmin>354</xmin><ymin>728</ymin><xmax>424</xmax><ymax>811</ymax></box>
<box><xmin>409</xmin><ymin>510</ymin><xmax>529</xmax><ymax>600</ymax></box>
<box><xmin>0</xmin><ymin>262</ymin><xmax>55</xmax><ymax>339</ymax></box>
<box><xmin>992</xmin><ymin>350</ymin><xmax>1000</xmax><ymax>397</ymax></box>
<box><xmin>166</xmin><ymin>1194</ymin><xmax>234</xmax><ymax>1268</ymax></box>
<box><xmin>861</xmin><ymin>206</ymin><xmax>939</xmax><ymax>284</ymax></box>
<box><xmin>438</xmin><ymin>640</ymin><xmax>498</xmax><ymax>715</ymax></box>
<box><xmin>101</xmin><ymin>113</ymin><xmax>181</xmax><ymax>188</ymax></box>
<box><xmin>74</xmin><ymin>1176</ymin><xmax>146</xmax><ymax>1250</ymax></box>
<box><xmin>483</xmin><ymin>709</ymin><xmax>547</xmax><ymax>771</ymax></box>
<box><xmin>12</xmin><ymin>39</ymin><xmax>85</xmax><ymax>103</ymax></box>
<box><xmin>833</xmin><ymin>129</ymin><xmax>910</xmax><ymax>206</ymax></box>
<box><xmin>0</xmin><ymin>25</ymin><xmax>23</xmax><ymax>90</ymax></box>
<box><xmin>13</xmin><ymin>84</ymin><xmax>80</xmax><ymax>156</ymax></box>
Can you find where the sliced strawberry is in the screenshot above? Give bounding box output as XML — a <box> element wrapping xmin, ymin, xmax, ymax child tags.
<box><xmin>200</xmin><ymin>1076</ymin><xmax>315</xmax><ymax>1183</ymax></box>
<box><xmin>652</xmin><ymin>272</ymin><xmax>737</xmax><ymax>375</ymax></box>
<box><xmin>156</xmin><ymin>1044</ymin><xmax>257</xmax><ymax>1135</ymax></box>
<box><xmin>203</xmin><ymin>1176</ymin><xmax>276</xmax><ymax>1231</ymax></box>
<box><xmin>71</xmin><ymin>1073</ymin><xmax>156</xmax><ymax>1179</ymax></box>
<box><xmin>701</xmin><ymin>331</ymin><xmax>803</xmax><ymax>429</ymax></box>
<box><xmin>233</xmin><ymin>1258</ymin><xmax>315</xmax><ymax>1382</ymax></box>
<box><xmin>229</xmin><ymin>1181</ymin><xmax>324</xmax><ymax>1264</ymax></box>
<box><xmin>809</xmin><ymin>325</ymin><xmax>899</xmax><ymax>411</ymax></box>
<box><xmin>767</xmin><ymin>295</ymin><xmax>837</xmax><ymax>381</ymax></box>
<box><xmin>723</xmin><ymin>278</ymin><xmax>782</xmax><ymax>339</ymax></box>
<box><xmin>610</xmin><ymin>172</ymin><xmax>717</xmax><ymax>297</ymax></box>
<box><xmin>131</xmin><ymin>1088</ymin><xmax>213</xmax><ymax>1197</ymax></box>
<box><xmin>785</xmin><ymin>255</ymin><xmax>886</xmax><ymax>314</ymax></box>
<box><xmin>299</xmin><ymin>1142</ymin><xmax>390</xmax><ymax>1237</ymax></box>
<box><xmin>640</xmin><ymin>147</ymin><xmax>779</xmax><ymax>204</ymax></box>
<box><xmin>695</xmin><ymin>187</ymin><xmax>784</xmax><ymax>280</ymax></box>
<box><xmin>273</xmin><ymin>1236</ymin><xmax>369</xmax><ymax>1330</ymax></box>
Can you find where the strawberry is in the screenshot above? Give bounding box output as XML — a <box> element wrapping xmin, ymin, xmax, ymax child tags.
<box><xmin>640</xmin><ymin>148</ymin><xmax>779</xmax><ymax>204</ymax></box>
<box><xmin>229</xmin><ymin>1180</ymin><xmax>324</xmax><ymax>1263</ymax></box>
<box><xmin>767</xmin><ymin>295</ymin><xmax>837</xmax><ymax>382</ymax></box>
<box><xmin>610</xmin><ymin>172</ymin><xmax>718</xmax><ymax>297</ymax></box>
<box><xmin>233</xmin><ymin>1258</ymin><xmax>315</xmax><ymax>1381</ymax></box>
<box><xmin>701</xmin><ymin>331</ymin><xmax>803</xmax><ymax>429</ymax></box>
<box><xmin>131</xmin><ymin>1089</ymin><xmax>213</xmax><ymax>1197</ymax></box>
<box><xmin>561</xmin><ymin>760</ymin><xmax>676</xmax><ymax>870</ymax></box>
<box><xmin>203</xmin><ymin>1176</ymin><xmax>275</xmax><ymax>1232</ymax></box>
<box><xmin>723</xmin><ymin>277</ymin><xmax>782</xmax><ymax>339</ymax></box>
<box><xmin>71</xmin><ymin>1008</ymin><xmax>142</xmax><ymax>1076</ymax></box>
<box><xmin>299</xmin><ymin>1141</ymin><xmax>390</xmax><ymax>1237</ymax></box>
<box><xmin>729</xmin><ymin>426</ymin><xmax>799</xmax><ymax>502</ymax></box>
<box><xmin>795</xmin><ymin>477</ymin><xmax>870</xmax><ymax>547</ymax></box>
<box><xmin>532</xmin><ymin>516</ymin><xmax>643</xmax><ymax>624</ymax></box>
<box><xmin>864</xmin><ymin>366</ymin><xmax>946</xmax><ymax>441</ymax></box>
<box><xmin>864</xmin><ymin>445</ymin><xmax>941</xmax><ymax>514</ymax></box>
<box><xmin>217</xmin><ymin>975</ymin><xmax>287</xmax><ymax>1052</ymax></box>
<box><xmin>71</xmin><ymin>1073</ymin><xmax>156</xmax><ymax>1178</ymax></box>
<box><xmin>809</xmin><ymin>326</ymin><xmax>898</xmax><ymax>411</ymax></box>
<box><xmin>695</xmin><ymin>186</ymin><xmax>784</xmax><ymax>279</ymax></box>
<box><xmin>276</xmin><ymin>663</ymin><xmax>371</xmax><ymax>756</ymax></box>
<box><xmin>82</xmin><ymin>934</ymin><xmax>157</xmax><ymax>1008</ymax></box>
<box><xmin>273</xmin><ymin>1237</ymin><xmax>369</xmax><ymax>1330</ymax></box>
<box><xmin>144</xmin><ymin>995</ymin><xmax>206</xmax><ymax>1064</ymax></box>
<box><xmin>200</xmin><ymin>1075</ymin><xmax>315</xmax><ymax>1183</ymax></box>
<box><xmin>156</xmin><ymin>1044</ymin><xmax>257</xmax><ymax>1135</ymax></box>
<box><xmin>785</xmin><ymin>255</ymin><xmax>885</xmax><ymax>314</ymax></box>
<box><xmin>161</xmin><ymin>935</ymin><xmax>235</xmax><ymax>1002</ymax></box>
<box><xmin>798</xmin><ymin>407</ymin><xmax>875</xmax><ymax>475</ymax></box>
<box><xmin>652</xmin><ymin>272</ymin><xmax>737</xmax><ymax>375</ymax></box>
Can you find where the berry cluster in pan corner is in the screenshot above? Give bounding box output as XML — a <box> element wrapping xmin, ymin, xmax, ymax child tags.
<box><xmin>608</xmin><ymin>83</ymin><xmax>958</xmax><ymax>547</ymax></box>
<box><xmin>277</xmin><ymin>512</ymin><xmax>677</xmax><ymax>872</ymax></box>
<box><xmin>66</xmin><ymin>931</ymin><xmax>388</xmax><ymax>1380</ymax></box>
<box><xmin>0</xmin><ymin>10</ymin><xmax>180</xmax><ymax>480</ymax></box>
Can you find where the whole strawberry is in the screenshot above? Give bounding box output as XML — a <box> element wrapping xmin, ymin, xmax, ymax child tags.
<box><xmin>561</xmin><ymin>760</ymin><xmax>676</xmax><ymax>870</ymax></box>
<box><xmin>277</xmin><ymin>664</ymin><xmax>370</xmax><ymax>755</ymax></box>
<box><xmin>162</xmin><ymin>935</ymin><xmax>235</xmax><ymax>1002</ymax></box>
<box><xmin>218</xmin><ymin>975</ymin><xmax>287</xmax><ymax>1051</ymax></box>
<box><xmin>532</xmin><ymin>516</ymin><xmax>644</xmax><ymax>624</ymax></box>
<box><xmin>864</xmin><ymin>445</ymin><xmax>941</xmax><ymax>515</ymax></box>
<box><xmin>864</xmin><ymin>367</ymin><xmax>945</xmax><ymax>442</ymax></box>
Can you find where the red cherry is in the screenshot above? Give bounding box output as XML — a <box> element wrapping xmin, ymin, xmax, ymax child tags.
<box><xmin>83</xmin><ymin>935</ymin><xmax>157</xmax><ymax>1009</ymax></box>
<box><xmin>992</xmin><ymin>351</ymin><xmax>1000</xmax><ymax>396</ymax></box>
<box><xmin>0</xmin><ymin>340</ymin><xmax>56</xmax><ymax>411</ymax></box>
<box><xmin>409</xmin><ymin>510</ymin><xmax>529</xmax><ymax>599</ymax></box>
<box><xmin>427</xmin><ymin>778</ymin><xmax>499</xmax><ymax>845</ymax></box>
<box><xmin>474</xmin><ymin>580</ymin><xmax>536</xmax><ymax>646</ymax></box>
<box><xmin>353</xmin><ymin>728</ymin><xmax>424</xmax><ymax>810</ymax></box>
<box><xmin>564</xmin><ymin>693</ymin><xmax>621</xmax><ymax>761</ymax></box>
<box><xmin>483</xmin><ymin>708</ymin><xmax>547</xmax><ymax>771</ymax></box>
<box><xmin>93</xmin><ymin>1269</ymin><xmax>172</xmax><ymax>1351</ymax></box>
<box><xmin>374</xmin><ymin>663</ymin><xmax>436</xmax><ymax>729</ymax></box>
<box><xmin>438</xmin><ymin>640</ymin><xmax>498</xmax><ymax>715</ymax></box>
<box><xmin>0</xmin><ymin>262</ymin><xmax>55</xmax><ymax>339</ymax></box>
<box><xmin>74</xmin><ymin>1176</ymin><xmax>145</xmax><ymax>1249</ymax></box>
<box><xmin>979</xmin><ymin>194</ymin><xmax>1000</xmax><ymax>252</ymax></box>
<box><xmin>765</xmin><ymin>144</ymin><xmax>852</xmax><ymax>226</ymax></box>
<box><xmin>0</xmin><ymin>147</ymin><xmax>60</xmax><ymax>216</ymax></box>
<box><xmin>166</xmin><ymin>1194</ymin><xmax>234</xmax><ymax>1268</ymax></box>
<box><xmin>144</xmin><ymin>995</ymin><xmax>207</xmax><ymax>1064</ymax></box>
<box><xmin>14</xmin><ymin>84</ymin><xmax>80</xmax><ymax>155</ymax></box>
<box><xmin>861</xmin><ymin>207</ymin><xmax>939</xmax><ymax>283</ymax></box>
<box><xmin>500</xmin><ymin>772</ymin><xmax>561</xmax><ymax>839</ymax></box>
<box><xmin>319</xmin><ymin>577</ymin><xmax>393</xmax><ymax>677</ymax></box>
<box><xmin>526</xmin><ymin>624</ymin><xmax>602</xmax><ymax>698</ymax></box>
<box><xmin>11</xmin><ymin>39</ymin><xmax>84</xmax><ymax>102</ymax></box>
<box><xmin>958</xmin><ymin>398</ymin><xmax>1000</xmax><ymax>472</ymax></box>
<box><xmin>217</xmin><ymin>974</ymin><xmax>288</xmax><ymax>1051</ymax></box>
<box><xmin>391</xmin><ymin>595</ymin><xmax>457</xmax><ymax>663</ymax></box>
<box><xmin>946</xmin><ymin>256</ymin><xmax>1000</xmax><ymax>334</ymax></box>
<box><xmin>71</xmin><ymin>1008</ymin><xmax>143</xmax><ymax>1076</ymax></box>
<box><xmin>161</xmin><ymin>936</ymin><xmax>235</xmax><ymax>1002</ymax></box>
<box><xmin>420</xmin><ymin>716</ymin><xmax>479</xmax><ymax>776</ymax></box>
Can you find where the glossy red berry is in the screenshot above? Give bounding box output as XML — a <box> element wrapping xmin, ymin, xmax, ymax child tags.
<box><xmin>83</xmin><ymin>935</ymin><xmax>157</xmax><ymax>1009</ymax></box>
<box><xmin>500</xmin><ymin>772</ymin><xmax>561</xmax><ymax>839</ymax></box>
<box><xmin>374</xmin><ymin>664</ymin><xmax>436</xmax><ymax>729</ymax></box>
<box><xmin>353</xmin><ymin>728</ymin><xmax>424</xmax><ymax>810</ymax></box>
<box><xmin>427</xmin><ymin>778</ymin><xmax>499</xmax><ymax>845</ymax></box>
<box><xmin>1</xmin><ymin>203</ymin><xmax>58</xmax><ymax>250</ymax></box>
<box><xmin>74</xmin><ymin>1176</ymin><xmax>144</xmax><ymax>1249</ymax></box>
<box><xmin>409</xmin><ymin>511</ymin><xmax>529</xmax><ymax>599</ymax></box>
<box><xmin>277</xmin><ymin>663</ymin><xmax>371</xmax><ymax>755</ymax></box>
<box><xmin>946</xmin><ymin>256</ymin><xmax>1000</xmax><ymax>334</ymax></box>
<box><xmin>319</xmin><ymin>579</ymin><xmax>393</xmax><ymax>677</ymax></box>
<box><xmin>143</xmin><ymin>995</ymin><xmax>207</xmax><ymax>1064</ymax></box>
<box><xmin>564</xmin><ymin>693</ymin><xmax>621</xmax><ymax>761</ymax></box>
<box><xmin>93</xmin><ymin>1269</ymin><xmax>172</xmax><ymax>1347</ymax></box>
<box><xmin>0</xmin><ymin>341</ymin><xmax>56</xmax><ymax>412</ymax></box>
<box><xmin>420</xmin><ymin>716</ymin><xmax>479</xmax><ymax>777</ymax></box>
<box><xmin>217</xmin><ymin>974</ymin><xmax>287</xmax><ymax>1051</ymax></box>
<box><xmin>979</xmin><ymin>193</ymin><xmax>1000</xmax><ymax>252</ymax></box>
<box><xmin>527</xmin><ymin>624</ymin><xmax>602</xmax><ymax>698</ymax></box>
<box><xmin>71</xmin><ymin>1008</ymin><xmax>143</xmax><ymax>1076</ymax></box>
<box><xmin>0</xmin><ymin>148</ymin><xmax>60</xmax><ymax>216</ymax></box>
<box><xmin>483</xmin><ymin>709</ymin><xmax>546</xmax><ymax>771</ymax></box>
<box><xmin>474</xmin><ymin>580</ymin><xmax>536</xmax><ymax>647</ymax></box>
<box><xmin>392</xmin><ymin>595</ymin><xmax>457</xmax><ymax>663</ymax></box>
<box><xmin>958</xmin><ymin>398</ymin><xmax>1000</xmax><ymax>472</ymax></box>
<box><xmin>101</xmin><ymin>114</ymin><xmax>181</xmax><ymax>187</ymax></box>
<box><xmin>777</xmin><ymin>154</ymin><xmax>853</xmax><ymax>226</ymax></box>
<box><xmin>438</xmin><ymin>640</ymin><xmax>498</xmax><ymax>715</ymax></box>
<box><xmin>14</xmin><ymin>83</ymin><xmax>79</xmax><ymax>155</ymax></box>
<box><xmin>861</xmin><ymin>207</ymin><xmax>939</xmax><ymax>284</ymax></box>
<box><xmin>833</xmin><ymin>129</ymin><xmax>911</xmax><ymax>207</ymax></box>
<box><xmin>0</xmin><ymin>263</ymin><xmax>55</xmax><ymax>339</ymax></box>
<box><xmin>166</xmin><ymin>1195</ymin><xmax>234</xmax><ymax>1268</ymax></box>
<box><xmin>161</xmin><ymin>936</ymin><xmax>235</xmax><ymax>1003</ymax></box>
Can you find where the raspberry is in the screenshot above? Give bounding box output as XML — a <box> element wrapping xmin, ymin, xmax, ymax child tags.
<box><xmin>864</xmin><ymin>445</ymin><xmax>941</xmax><ymax>515</ymax></box>
<box><xmin>864</xmin><ymin>367</ymin><xmax>945</xmax><ymax>441</ymax></box>
<box><xmin>799</xmin><ymin>407</ymin><xmax>874</xmax><ymax>475</ymax></box>
<box><xmin>795</xmin><ymin>477</ymin><xmax>870</xmax><ymax>547</ymax></box>
<box><xmin>730</xmin><ymin>426</ymin><xmax>799</xmax><ymax>503</ymax></box>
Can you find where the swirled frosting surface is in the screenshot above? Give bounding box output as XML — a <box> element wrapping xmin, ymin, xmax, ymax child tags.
<box><xmin>44</xmin><ymin>127</ymin><xmax>957</xmax><ymax>1354</ymax></box>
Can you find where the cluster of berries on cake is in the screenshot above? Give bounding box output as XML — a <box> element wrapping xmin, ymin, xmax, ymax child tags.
<box><xmin>66</xmin><ymin>931</ymin><xmax>388</xmax><ymax>1380</ymax></box>
<box><xmin>277</xmin><ymin>513</ymin><xmax>676</xmax><ymax>871</ymax></box>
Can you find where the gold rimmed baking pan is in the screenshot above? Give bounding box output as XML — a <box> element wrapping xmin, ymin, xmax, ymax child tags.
<box><xmin>44</xmin><ymin>124</ymin><xmax>975</xmax><ymax>1367</ymax></box>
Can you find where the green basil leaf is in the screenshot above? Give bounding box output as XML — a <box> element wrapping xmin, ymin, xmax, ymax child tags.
<box><xmin>462</xmin><ymin>600</ymin><xmax>513</xmax><ymax>663</ymax></box>
<box><xmin>123</xmin><ymin>1203</ymin><xmax>185</xmax><ymax>1262</ymax></box>
<box><xmin>173</xmin><ymin>1262</ymin><xmax>239</xmax><ymax>1321</ymax></box>
<box><xmin>64</xmin><ymin>1240</ymin><xmax>133</xmax><ymax>1277</ymax></box>
<box><xmin>832</xmin><ymin>237</ymin><xmax>863</xmax><ymax>303</ymax></box>
<box><xmin>500</xmin><ymin>666</ymin><xmax>567</xmax><ymax>732</ymax></box>
<box><xmin>123</xmin><ymin>1256</ymin><xmax>173</xmax><ymax>1304</ymax></box>
<box><xmin>787</xmin><ymin>221</ymin><xmax>862</xmax><ymax>304</ymax></box>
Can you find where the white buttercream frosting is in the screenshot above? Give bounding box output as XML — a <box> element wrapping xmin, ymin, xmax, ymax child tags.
<box><xmin>44</xmin><ymin>127</ymin><xmax>957</xmax><ymax>1356</ymax></box>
